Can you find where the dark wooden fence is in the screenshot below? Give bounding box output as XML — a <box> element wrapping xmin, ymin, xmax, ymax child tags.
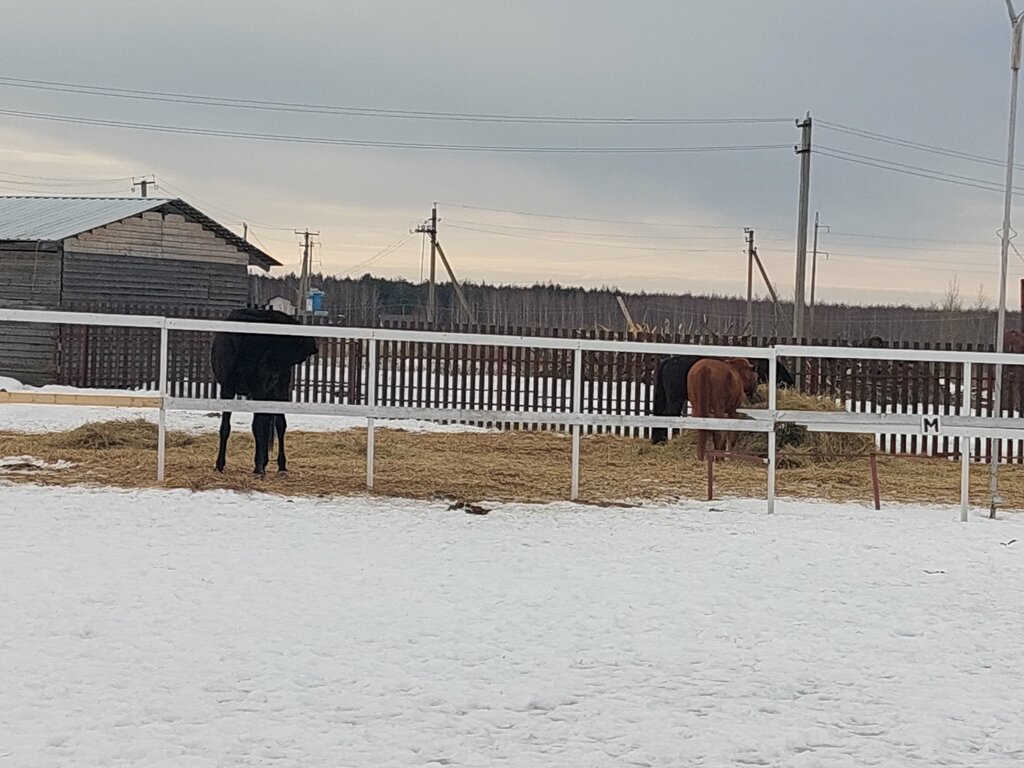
<box><xmin>49</xmin><ymin>305</ymin><xmax>1024</xmax><ymax>463</ymax></box>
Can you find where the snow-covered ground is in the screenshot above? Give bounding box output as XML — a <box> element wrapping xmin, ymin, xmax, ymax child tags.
<box><xmin>3</xmin><ymin>483</ymin><xmax>1024</xmax><ymax>766</ymax></box>
<box><xmin>0</xmin><ymin>377</ymin><xmax>488</xmax><ymax>435</ymax></box>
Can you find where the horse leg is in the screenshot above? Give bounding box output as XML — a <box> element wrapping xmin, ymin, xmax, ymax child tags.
<box><xmin>691</xmin><ymin>378</ymin><xmax>706</xmax><ymax>462</ymax></box>
<box><xmin>651</xmin><ymin>368</ymin><xmax>669</xmax><ymax>445</ymax></box>
<box><xmin>722</xmin><ymin>396</ymin><xmax>742</xmax><ymax>454</ymax></box>
<box><xmin>653</xmin><ymin>364</ymin><xmax>689</xmax><ymax>445</ymax></box>
<box><xmin>215</xmin><ymin>411</ymin><xmax>232</xmax><ymax>472</ymax></box>
<box><xmin>661</xmin><ymin>388</ymin><xmax>687</xmax><ymax>446</ymax></box>
<box><xmin>215</xmin><ymin>385</ymin><xmax>235</xmax><ymax>472</ymax></box>
<box><xmin>713</xmin><ymin>425</ymin><xmax>726</xmax><ymax>454</ymax></box>
<box><xmin>252</xmin><ymin>413</ymin><xmax>271</xmax><ymax>477</ymax></box>
<box><xmin>275</xmin><ymin>414</ymin><xmax>288</xmax><ymax>474</ymax></box>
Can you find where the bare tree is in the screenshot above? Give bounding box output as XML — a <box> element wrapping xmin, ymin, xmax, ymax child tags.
<box><xmin>974</xmin><ymin>282</ymin><xmax>991</xmax><ymax>311</ymax></box>
<box><xmin>935</xmin><ymin>275</ymin><xmax>963</xmax><ymax>313</ymax></box>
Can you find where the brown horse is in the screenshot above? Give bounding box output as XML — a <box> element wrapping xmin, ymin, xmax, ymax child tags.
<box><xmin>1004</xmin><ymin>330</ymin><xmax>1024</xmax><ymax>353</ymax></box>
<box><xmin>687</xmin><ymin>357</ymin><xmax>759</xmax><ymax>461</ymax></box>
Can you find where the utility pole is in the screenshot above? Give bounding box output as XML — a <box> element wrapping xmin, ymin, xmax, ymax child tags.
<box><xmin>792</xmin><ymin>113</ymin><xmax>812</xmax><ymax>339</ymax></box>
<box><xmin>413</xmin><ymin>206</ymin><xmax>475</xmax><ymax>325</ymax></box>
<box><xmin>132</xmin><ymin>176</ymin><xmax>157</xmax><ymax>198</ymax></box>
<box><xmin>991</xmin><ymin>0</ymin><xmax>1024</xmax><ymax>518</ymax></box>
<box><xmin>745</xmin><ymin>229</ymin><xmax>755</xmax><ymax>333</ymax></box>
<box><xmin>751</xmin><ymin>246</ymin><xmax>781</xmax><ymax>336</ymax></box>
<box><xmin>294</xmin><ymin>228</ymin><xmax>319</xmax><ymax>317</ymax></box>
<box><xmin>414</xmin><ymin>206</ymin><xmax>438</xmax><ymax>324</ymax></box>
<box><xmin>809</xmin><ymin>212</ymin><xmax>829</xmax><ymax>334</ymax></box>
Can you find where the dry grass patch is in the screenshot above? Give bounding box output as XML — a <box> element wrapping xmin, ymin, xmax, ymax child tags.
<box><xmin>1</xmin><ymin>418</ymin><xmax>1023</xmax><ymax>509</ymax></box>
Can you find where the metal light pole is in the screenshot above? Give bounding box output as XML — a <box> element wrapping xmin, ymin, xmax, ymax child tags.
<box><xmin>809</xmin><ymin>212</ymin><xmax>829</xmax><ymax>334</ymax></box>
<box><xmin>989</xmin><ymin>0</ymin><xmax>1024</xmax><ymax>518</ymax></box>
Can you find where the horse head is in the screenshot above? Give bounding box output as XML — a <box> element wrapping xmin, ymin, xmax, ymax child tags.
<box><xmin>1005</xmin><ymin>329</ymin><xmax>1024</xmax><ymax>353</ymax></box>
<box><xmin>726</xmin><ymin>357</ymin><xmax>760</xmax><ymax>398</ymax></box>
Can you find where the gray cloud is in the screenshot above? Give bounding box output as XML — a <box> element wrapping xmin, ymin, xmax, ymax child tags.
<box><xmin>0</xmin><ymin>1</ymin><xmax>1018</xmax><ymax>307</ymax></box>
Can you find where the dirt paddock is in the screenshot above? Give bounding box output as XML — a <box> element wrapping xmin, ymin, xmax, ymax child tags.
<box><xmin>2</xmin><ymin>419</ymin><xmax>1024</xmax><ymax>510</ymax></box>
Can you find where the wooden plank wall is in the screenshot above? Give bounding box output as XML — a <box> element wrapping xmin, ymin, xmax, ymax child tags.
<box><xmin>63</xmin><ymin>212</ymin><xmax>249</xmax><ymax>266</ymax></box>
<box><xmin>0</xmin><ymin>242</ymin><xmax>62</xmax><ymax>385</ymax></box>
<box><xmin>62</xmin><ymin>252</ymin><xmax>248</xmax><ymax>310</ymax></box>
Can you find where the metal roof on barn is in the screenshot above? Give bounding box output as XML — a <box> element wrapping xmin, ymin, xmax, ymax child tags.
<box><xmin>0</xmin><ymin>196</ymin><xmax>280</xmax><ymax>270</ymax></box>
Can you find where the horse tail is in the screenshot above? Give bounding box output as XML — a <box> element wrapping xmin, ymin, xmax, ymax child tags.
<box><xmin>688</xmin><ymin>364</ymin><xmax>708</xmax><ymax>417</ymax></box>
<box><xmin>688</xmin><ymin>363</ymin><xmax>712</xmax><ymax>460</ymax></box>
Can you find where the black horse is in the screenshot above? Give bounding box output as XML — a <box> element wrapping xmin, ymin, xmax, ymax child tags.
<box><xmin>649</xmin><ymin>354</ymin><xmax>794</xmax><ymax>444</ymax></box>
<box><xmin>210</xmin><ymin>308</ymin><xmax>318</xmax><ymax>476</ymax></box>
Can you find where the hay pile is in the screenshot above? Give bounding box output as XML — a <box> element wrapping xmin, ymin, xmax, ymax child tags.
<box><xmin>46</xmin><ymin>419</ymin><xmax>197</xmax><ymax>450</ymax></box>
<box><xmin>1</xmin><ymin>417</ymin><xmax>1023</xmax><ymax>508</ymax></box>
<box><xmin>641</xmin><ymin>385</ymin><xmax>874</xmax><ymax>467</ymax></box>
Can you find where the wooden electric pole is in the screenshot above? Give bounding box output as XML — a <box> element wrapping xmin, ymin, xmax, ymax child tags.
<box><xmin>415</xmin><ymin>206</ymin><xmax>439</xmax><ymax>324</ymax></box>
<box><xmin>132</xmin><ymin>176</ymin><xmax>156</xmax><ymax>198</ymax></box>
<box><xmin>414</xmin><ymin>205</ymin><xmax>474</xmax><ymax>325</ymax></box>
<box><xmin>751</xmin><ymin>245</ymin><xmax>782</xmax><ymax>337</ymax></box>
<box><xmin>295</xmin><ymin>228</ymin><xmax>319</xmax><ymax>317</ymax></box>
<box><xmin>792</xmin><ymin>114</ymin><xmax>812</xmax><ymax>339</ymax></box>
<box><xmin>745</xmin><ymin>228</ymin><xmax>755</xmax><ymax>333</ymax></box>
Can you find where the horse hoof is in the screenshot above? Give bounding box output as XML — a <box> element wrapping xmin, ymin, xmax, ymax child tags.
<box><xmin>277</xmin><ymin>470</ymin><xmax>289</xmax><ymax>478</ymax></box>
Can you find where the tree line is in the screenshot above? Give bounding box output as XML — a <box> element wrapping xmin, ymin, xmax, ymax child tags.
<box><xmin>249</xmin><ymin>272</ymin><xmax>1018</xmax><ymax>346</ymax></box>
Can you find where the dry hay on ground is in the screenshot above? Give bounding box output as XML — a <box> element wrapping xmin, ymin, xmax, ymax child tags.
<box><xmin>646</xmin><ymin>385</ymin><xmax>874</xmax><ymax>468</ymax></box>
<box><xmin>1</xmin><ymin>418</ymin><xmax>1023</xmax><ymax>509</ymax></box>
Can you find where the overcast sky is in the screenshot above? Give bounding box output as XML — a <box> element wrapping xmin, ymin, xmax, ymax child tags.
<box><xmin>0</xmin><ymin>1</ymin><xmax>1020</xmax><ymax>308</ymax></box>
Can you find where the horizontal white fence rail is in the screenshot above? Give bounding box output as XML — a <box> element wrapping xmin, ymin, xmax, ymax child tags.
<box><xmin>166</xmin><ymin>397</ymin><xmax>777</xmax><ymax>432</ymax></box>
<box><xmin>774</xmin><ymin>343</ymin><xmax>1024</xmax><ymax>367</ymax></box>
<box><xmin>5</xmin><ymin>307</ymin><xmax>1024</xmax><ymax>520</ymax></box>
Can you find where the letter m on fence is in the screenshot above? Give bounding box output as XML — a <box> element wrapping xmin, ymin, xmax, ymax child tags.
<box><xmin>921</xmin><ymin>415</ymin><xmax>942</xmax><ymax>436</ymax></box>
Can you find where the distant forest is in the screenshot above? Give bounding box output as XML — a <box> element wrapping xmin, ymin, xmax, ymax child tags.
<box><xmin>249</xmin><ymin>272</ymin><xmax>1018</xmax><ymax>346</ymax></box>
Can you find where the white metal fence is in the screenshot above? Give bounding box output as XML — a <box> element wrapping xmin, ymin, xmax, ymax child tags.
<box><xmin>3</xmin><ymin>308</ymin><xmax>1024</xmax><ymax>520</ymax></box>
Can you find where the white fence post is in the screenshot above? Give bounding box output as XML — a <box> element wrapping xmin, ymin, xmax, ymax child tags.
<box><xmin>571</xmin><ymin>346</ymin><xmax>583</xmax><ymax>500</ymax></box>
<box><xmin>366</xmin><ymin>335</ymin><xmax>378</xmax><ymax>490</ymax></box>
<box><xmin>767</xmin><ymin>352</ymin><xmax>778</xmax><ymax>515</ymax></box>
<box><xmin>157</xmin><ymin>322</ymin><xmax>169</xmax><ymax>482</ymax></box>
<box><xmin>960</xmin><ymin>361</ymin><xmax>973</xmax><ymax>523</ymax></box>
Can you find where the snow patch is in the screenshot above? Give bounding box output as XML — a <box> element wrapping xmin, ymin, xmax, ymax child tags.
<box><xmin>0</xmin><ymin>377</ymin><xmax>491</xmax><ymax>435</ymax></box>
<box><xmin>0</xmin><ymin>455</ymin><xmax>75</xmax><ymax>474</ymax></box>
<box><xmin>2</xmin><ymin>484</ymin><xmax>1024</xmax><ymax>765</ymax></box>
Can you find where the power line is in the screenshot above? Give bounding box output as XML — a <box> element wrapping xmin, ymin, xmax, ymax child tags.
<box><xmin>828</xmin><ymin>230</ymin><xmax>998</xmax><ymax>247</ymax></box>
<box><xmin>0</xmin><ymin>75</ymin><xmax>794</xmax><ymax>126</ymax></box>
<box><xmin>0</xmin><ymin>178</ymin><xmax>130</xmax><ymax>190</ymax></box>
<box><xmin>825</xmin><ymin>250</ymin><xmax>999</xmax><ymax>272</ymax></box>
<box><xmin>442</xmin><ymin>217</ymin><xmax>741</xmax><ymax>241</ymax></box>
<box><xmin>0</xmin><ymin>170</ymin><xmax>134</xmax><ymax>184</ymax></box>
<box><xmin>818</xmin><ymin>119</ymin><xmax>1024</xmax><ymax>172</ymax></box>
<box><xmin>156</xmin><ymin>178</ymin><xmax>295</xmax><ymax>231</ymax></box>
<box><xmin>817</xmin><ymin>146</ymin><xmax>1021</xmax><ymax>191</ymax></box>
<box><xmin>438</xmin><ymin>202</ymin><xmax>795</xmax><ymax>233</ymax></box>
<box><xmin>0</xmin><ymin>107</ymin><xmax>792</xmax><ymax>154</ymax></box>
<box><xmin>340</xmin><ymin>233</ymin><xmax>415</xmax><ymax>274</ymax></box>
<box><xmin>244</xmin><ymin>229</ymin><xmax>273</xmax><ymax>253</ymax></box>
<box><xmin>815</xmin><ymin>147</ymin><xmax>1014</xmax><ymax>195</ymax></box>
<box><xmin>820</xmin><ymin>239</ymin><xmax>992</xmax><ymax>255</ymax></box>
<box><xmin>445</xmin><ymin>222</ymin><xmax>745</xmax><ymax>254</ymax></box>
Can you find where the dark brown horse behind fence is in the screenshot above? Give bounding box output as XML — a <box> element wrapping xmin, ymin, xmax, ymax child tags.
<box><xmin>687</xmin><ymin>358</ymin><xmax>759</xmax><ymax>461</ymax></box>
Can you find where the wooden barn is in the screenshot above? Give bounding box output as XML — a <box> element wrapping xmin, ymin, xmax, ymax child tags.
<box><xmin>0</xmin><ymin>195</ymin><xmax>279</xmax><ymax>384</ymax></box>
